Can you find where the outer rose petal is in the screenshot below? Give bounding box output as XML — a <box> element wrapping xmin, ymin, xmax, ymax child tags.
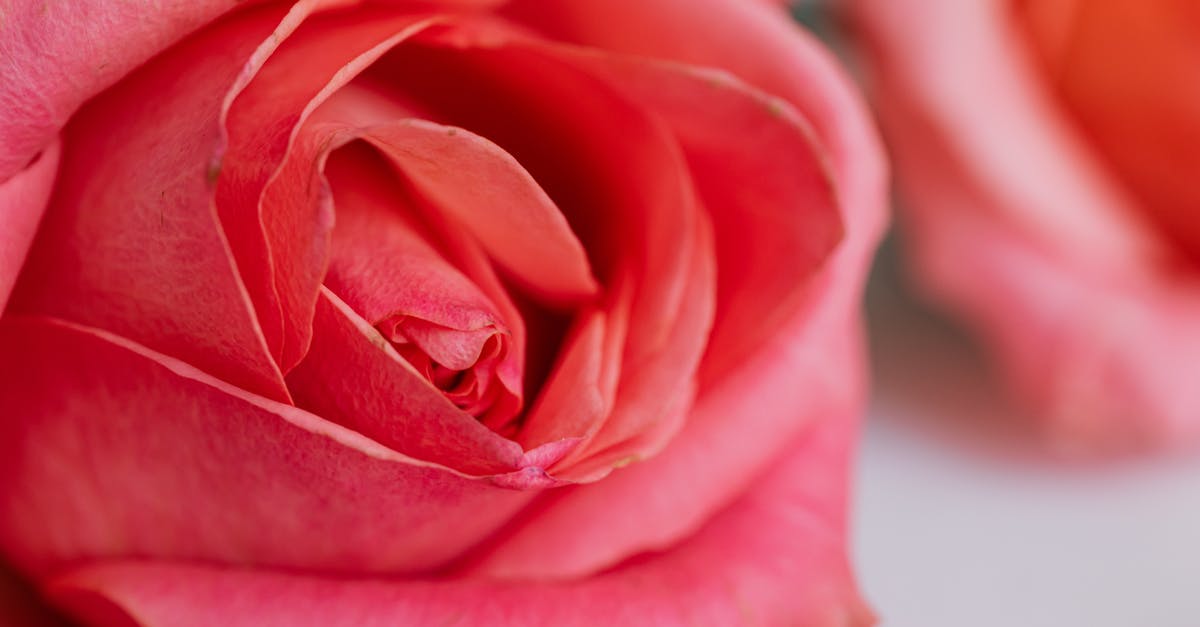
<box><xmin>461</xmin><ymin>5</ymin><xmax>887</xmax><ymax>577</ymax></box>
<box><xmin>0</xmin><ymin>316</ymin><xmax>550</xmax><ymax>578</ymax></box>
<box><xmin>0</xmin><ymin>0</ymin><xmax>241</xmax><ymax>180</ymax></box>
<box><xmin>851</xmin><ymin>0</ymin><xmax>1200</xmax><ymax>448</ymax></box>
<box><xmin>0</xmin><ymin>140</ymin><xmax>57</xmax><ymax>314</ymax></box>
<box><xmin>46</xmin><ymin>410</ymin><xmax>871</xmax><ymax>627</ymax></box>
<box><xmin>8</xmin><ymin>3</ymin><xmax>300</xmax><ymax>402</ymax></box>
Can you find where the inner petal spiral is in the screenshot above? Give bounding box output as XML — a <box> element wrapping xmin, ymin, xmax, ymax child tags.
<box><xmin>321</xmin><ymin>142</ymin><xmax>523</xmax><ymax>427</ymax></box>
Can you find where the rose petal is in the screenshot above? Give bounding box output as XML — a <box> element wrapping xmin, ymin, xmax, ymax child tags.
<box><xmin>368</xmin><ymin>37</ymin><xmax>698</xmax><ymax>359</ymax></box>
<box><xmin>515</xmin><ymin>308</ymin><xmax>614</xmax><ymax>449</ymax></box>
<box><xmin>503</xmin><ymin>1</ymin><xmax>863</xmax><ymax>380</ymax></box>
<box><xmin>320</xmin><ymin>141</ymin><xmax>523</xmax><ymax>421</ymax></box>
<box><xmin>355</xmin><ymin>115</ymin><xmax>599</xmax><ymax>306</ymax></box>
<box><xmin>0</xmin><ymin>0</ymin><xmax>240</xmax><ymax>180</ymax></box>
<box><xmin>0</xmin><ymin>316</ymin><xmax>546</xmax><ymax>578</ymax></box>
<box><xmin>892</xmin><ymin>204</ymin><xmax>1200</xmax><ymax>450</ymax></box>
<box><xmin>388</xmin><ymin>32</ymin><xmax>721</xmax><ymax>477</ymax></box>
<box><xmin>216</xmin><ymin>7</ymin><xmax>438</xmax><ymax>370</ymax></box>
<box><xmin>0</xmin><ymin>561</ymin><xmax>66</xmax><ymax>627</ymax></box>
<box><xmin>323</xmin><ymin>144</ymin><xmax>510</xmax><ymax>344</ymax></box>
<box><xmin>45</xmin><ymin>410</ymin><xmax>871</xmax><ymax>627</ymax></box>
<box><xmin>287</xmin><ymin>289</ymin><xmax>534</xmax><ymax>475</ymax></box>
<box><xmin>0</xmin><ymin>141</ymin><xmax>58</xmax><ymax>315</ymax></box>
<box><xmin>550</xmin><ymin>205</ymin><xmax>714</xmax><ymax>480</ymax></box>
<box><xmin>500</xmin><ymin>0</ymin><xmax>887</xmax><ymax>269</ymax></box>
<box><xmin>7</xmin><ymin>4</ymin><xmax>303</xmax><ymax>402</ymax></box>
<box><xmin>470</xmin><ymin>304</ymin><xmax>867</xmax><ymax>578</ymax></box>
<box><xmin>561</xmin><ymin>51</ymin><xmax>842</xmax><ymax>383</ymax></box>
<box><xmin>457</xmin><ymin>8</ymin><xmax>887</xmax><ymax>576</ymax></box>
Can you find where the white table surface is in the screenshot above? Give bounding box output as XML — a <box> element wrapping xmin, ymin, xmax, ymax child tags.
<box><xmin>855</xmin><ymin>252</ymin><xmax>1200</xmax><ymax>627</ymax></box>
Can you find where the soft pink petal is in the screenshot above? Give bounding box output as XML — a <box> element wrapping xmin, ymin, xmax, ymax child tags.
<box><xmin>435</xmin><ymin>20</ymin><xmax>842</xmax><ymax>406</ymax></box>
<box><xmin>0</xmin><ymin>140</ymin><xmax>57</xmax><ymax>315</ymax></box>
<box><xmin>8</xmin><ymin>4</ymin><xmax>299</xmax><ymax>401</ymax></box>
<box><xmin>0</xmin><ymin>0</ymin><xmax>241</xmax><ymax>180</ymax></box>
<box><xmin>46</xmin><ymin>411</ymin><xmax>871</xmax><ymax>627</ymax></box>
<box><xmin>0</xmin><ymin>316</ymin><xmax>547</xmax><ymax>579</ymax></box>
<box><xmin>323</xmin><ymin>144</ymin><xmax>510</xmax><ymax>340</ymax></box>
<box><xmin>216</xmin><ymin>6</ymin><xmax>438</xmax><ymax>370</ymax></box>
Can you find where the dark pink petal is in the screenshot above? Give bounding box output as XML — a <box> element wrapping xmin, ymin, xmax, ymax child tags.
<box><xmin>0</xmin><ymin>562</ymin><xmax>66</xmax><ymax>627</ymax></box>
<box><xmin>0</xmin><ymin>141</ymin><xmax>58</xmax><ymax>315</ymax></box>
<box><xmin>516</xmin><ymin>308</ymin><xmax>615</xmax><ymax>449</ymax></box>
<box><xmin>0</xmin><ymin>0</ymin><xmax>240</xmax><ymax>180</ymax></box>
<box><xmin>8</xmin><ymin>4</ymin><xmax>302</xmax><ymax>401</ymax></box>
<box><xmin>0</xmin><ymin>316</ymin><xmax>547</xmax><ymax>578</ymax></box>
<box><xmin>46</xmin><ymin>411</ymin><xmax>871</xmax><ymax>627</ymax></box>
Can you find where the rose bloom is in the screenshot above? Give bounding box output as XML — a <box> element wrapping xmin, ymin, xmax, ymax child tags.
<box><xmin>851</xmin><ymin>0</ymin><xmax>1200</xmax><ymax>452</ymax></box>
<box><xmin>0</xmin><ymin>0</ymin><xmax>885</xmax><ymax>624</ymax></box>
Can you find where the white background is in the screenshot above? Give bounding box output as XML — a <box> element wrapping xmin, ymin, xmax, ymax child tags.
<box><xmin>854</xmin><ymin>250</ymin><xmax>1200</xmax><ymax>627</ymax></box>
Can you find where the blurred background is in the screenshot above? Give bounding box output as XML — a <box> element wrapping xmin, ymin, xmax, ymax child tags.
<box><xmin>791</xmin><ymin>1</ymin><xmax>1200</xmax><ymax>625</ymax></box>
<box><xmin>858</xmin><ymin>241</ymin><xmax>1200</xmax><ymax>627</ymax></box>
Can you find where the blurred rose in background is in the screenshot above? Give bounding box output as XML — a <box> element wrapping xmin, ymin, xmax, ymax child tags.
<box><xmin>849</xmin><ymin>0</ymin><xmax>1200</xmax><ymax>453</ymax></box>
<box><xmin>840</xmin><ymin>2</ymin><xmax>1200</xmax><ymax>626</ymax></box>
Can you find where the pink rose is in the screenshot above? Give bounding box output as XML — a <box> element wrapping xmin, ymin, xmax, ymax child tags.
<box><xmin>0</xmin><ymin>0</ymin><xmax>885</xmax><ymax>624</ymax></box>
<box><xmin>851</xmin><ymin>0</ymin><xmax>1200</xmax><ymax>452</ymax></box>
